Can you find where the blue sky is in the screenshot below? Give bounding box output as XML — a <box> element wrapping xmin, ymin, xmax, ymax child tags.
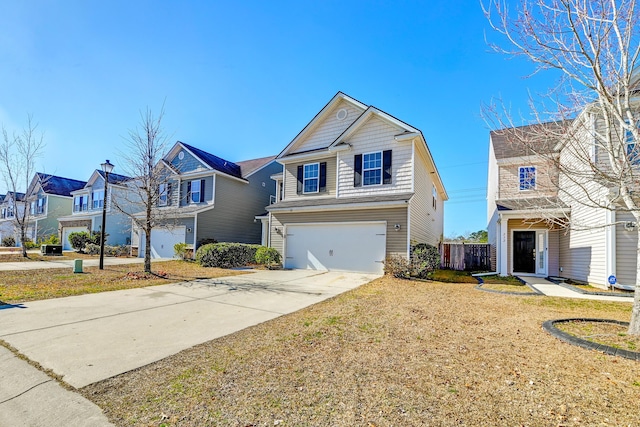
<box><xmin>0</xmin><ymin>0</ymin><xmax>554</xmax><ymax>237</ymax></box>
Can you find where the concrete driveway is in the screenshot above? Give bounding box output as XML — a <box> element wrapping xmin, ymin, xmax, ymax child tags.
<box><xmin>0</xmin><ymin>269</ymin><xmax>378</xmax><ymax>389</ymax></box>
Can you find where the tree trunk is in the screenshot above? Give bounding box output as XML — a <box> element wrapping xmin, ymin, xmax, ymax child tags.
<box><xmin>144</xmin><ymin>226</ymin><xmax>152</xmax><ymax>273</ymax></box>
<box><xmin>629</xmin><ymin>227</ymin><xmax>640</xmax><ymax>334</ymax></box>
<box><xmin>20</xmin><ymin>226</ymin><xmax>27</xmax><ymax>258</ymax></box>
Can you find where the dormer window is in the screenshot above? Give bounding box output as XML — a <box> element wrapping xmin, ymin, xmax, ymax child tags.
<box><xmin>92</xmin><ymin>190</ymin><xmax>104</xmax><ymax>209</ymax></box>
<box><xmin>519</xmin><ymin>166</ymin><xmax>536</xmax><ymax>191</ymax></box>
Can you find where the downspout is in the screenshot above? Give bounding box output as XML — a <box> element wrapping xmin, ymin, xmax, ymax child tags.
<box><xmin>268</xmin><ymin>212</ymin><xmax>272</xmax><ymax>247</ymax></box>
<box><xmin>193</xmin><ymin>212</ymin><xmax>198</xmax><ymax>260</ymax></box>
<box><xmin>605</xmin><ymin>208</ymin><xmax>616</xmax><ymax>287</ymax></box>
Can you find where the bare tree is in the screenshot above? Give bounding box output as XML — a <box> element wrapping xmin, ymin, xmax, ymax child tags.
<box><xmin>113</xmin><ymin>105</ymin><xmax>173</xmax><ymax>273</ymax></box>
<box><xmin>0</xmin><ymin>115</ymin><xmax>45</xmax><ymax>257</ymax></box>
<box><xmin>483</xmin><ymin>0</ymin><xmax>640</xmax><ymax>333</ymax></box>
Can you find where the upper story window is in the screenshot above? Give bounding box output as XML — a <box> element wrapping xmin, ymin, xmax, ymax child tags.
<box><xmin>432</xmin><ymin>185</ymin><xmax>437</xmax><ymax>210</ymax></box>
<box><xmin>303</xmin><ymin>163</ymin><xmax>319</xmax><ymax>193</ymax></box>
<box><xmin>74</xmin><ymin>195</ymin><xmax>88</xmax><ymax>212</ymax></box>
<box><xmin>625</xmin><ymin>119</ymin><xmax>640</xmax><ymax>165</ymax></box>
<box><xmin>519</xmin><ymin>166</ymin><xmax>536</xmax><ymax>191</ymax></box>
<box><xmin>188</xmin><ymin>179</ymin><xmax>205</xmax><ymax>203</ymax></box>
<box><xmin>158</xmin><ymin>182</ymin><xmax>171</xmax><ymax>206</ymax></box>
<box><xmin>30</xmin><ymin>201</ymin><xmax>36</xmax><ymax>215</ymax></box>
<box><xmin>296</xmin><ymin>163</ymin><xmax>326</xmax><ymax>195</ymax></box>
<box><xmin>36</xmin><ymin>197</ymin><xmax>46</xmax><ymax>214</ymax></box>
<box><xmin>363</xmin><ymin>152</ymin><xmax>382</xmax><ymax>186</ymax></box>
<box><xmin>92</xmin><ymin>190</ymin><xmax>104</xmax><ymax>209</ymax></box>
<box><xmin>354</xmin><ymin>150</ymin><xmax>392</xmax><ymax>187</ymax></box>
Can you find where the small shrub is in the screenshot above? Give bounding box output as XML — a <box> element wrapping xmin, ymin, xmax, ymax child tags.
<box><xmin>24</xmin><ymin>239</ymin><xmax>39</xmax><ymax>249</ymax></box>
<box><xmin>2</xmin><ymin>236</ymin><xmax>15</xmax><ymax>247</ymax></box>
<box><xmin>84</xmin><ymin>243</ymin><xmax>100</xmax><ymax>255</ymax></box>
<box><xmin>174</xmin><ymin>242</ymin><xmax>188</xmax><ymax>260</ymax></box>
<box><xmin>40</xmin><ymin>234</ymin><xmax>60</xmax><ymax>245</ymax></box>
<box><xmin>384</xmin><ymin>255</ymin><xmax>411</xmax><ymax>279</ymax></box>
<box><xmin>68</xmin><ymin>231</ymin><xmax>91</xmax><ymax>252</ymax></box>
<box><xmin>255</xmin><ymin>246</ymin><xmax>281</xmax><ymax>268</ymax></box>
<box><xmin>411</xmin><ymin>243</ymin><xmax>440</xmax><ymax>279</ymax></box>
<box><xmin>196</xmin><ymin>242</ymin><xmax>259</xmax><ymax>268</ymax></box>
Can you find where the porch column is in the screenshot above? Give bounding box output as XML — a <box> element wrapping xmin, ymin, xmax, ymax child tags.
<box><xmin>499</xmin><ymin>215</ymin><xmax>509</xmax><ymax>275</ymax></box>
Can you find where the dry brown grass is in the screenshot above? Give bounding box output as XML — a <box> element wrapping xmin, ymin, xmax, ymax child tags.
<box><xmin>0</xmin><ymin>261</ymin><xmax>245</xmax><ymax>303</ymax></box>
<box><xmin>82</xmin><ymin>276</ymin><xmax>639</xmax><ymax>426</ymax></box>
<box><xmin>557</xmin><ymin>321</ymin><xmax>640</xmax><ymax>352</ymax></box>
<box><xmin>0</xmin><ymin>251</ymin><xmax>98</xmax><ymax>262</ymax></box>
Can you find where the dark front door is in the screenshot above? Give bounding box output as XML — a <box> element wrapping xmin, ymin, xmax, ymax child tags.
<box><xmin>513</xmin><ymin>231</ymin><xmax>536</xmax><ymax>273</ymax></box>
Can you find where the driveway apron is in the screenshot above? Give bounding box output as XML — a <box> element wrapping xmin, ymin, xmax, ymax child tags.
<box><xmin>0</xmin><ymin>270</ymin><xmax>378</xmax><ymax>389</ymax></box>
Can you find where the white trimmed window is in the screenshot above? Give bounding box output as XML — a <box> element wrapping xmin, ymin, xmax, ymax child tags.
<box><xmin>37</xmin><ymin>197</ymin><xmax>46</xmax><ymax>214</ymax></box>
<box><xmin>303</xmin><ymin>163</ymin><xmax>319</xmax><ymax>193</ymax></box>
<box><xmin>432</xmin><ymin>185</ymin><xmax>437</xmax><ymax>210</ymax></box>
<box><xmin>519</xmin><ymin>166</ymin><xmax>536</xmax><ymax>191</ymax></box>
<box><xmin>363</xmin><ymin>152</ymin><xmax>382</xmax><ymax>186</ymax></box>
<box><xmin>159</xmin><ymin>183</ymin><xmax>169</xmax><ymax>206</ymax></box>
<box><xmin>190</xmin><ymin>180</ymin><xmax>201</xmax><ymax>203</ymax></box>
<box><xmin>92</xmin><ymin>190</ymin><xmax>104</xmax><ymax>209</ymax></box>
<box><xmin>625</xmin><ymin>119</ymin><xmax>640</xmax><ymax>165</ymax></box>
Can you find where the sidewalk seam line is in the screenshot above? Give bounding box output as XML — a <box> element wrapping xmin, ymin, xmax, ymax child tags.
<box><xmin>0</xmin><ymin>379</ymin><xmax>53</xmax><ymax>405</ymax></box>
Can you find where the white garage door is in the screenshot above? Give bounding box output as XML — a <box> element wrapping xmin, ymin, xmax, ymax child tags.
<box><xmin>285</xmin><ymin>222</ymin><xmax>386</xmax><ymax>274</ymax></box>
<box><xmin>63</xmin><ymin>226</ymin><xmax>89</xmax><ymax>250</ymax></box>
<box><xmin>139</xmin><ymin>227</ymin><xmax>186</xmax><ymax>259</ymax></box>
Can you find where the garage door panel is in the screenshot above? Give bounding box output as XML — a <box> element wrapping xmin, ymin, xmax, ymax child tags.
<box><xmin>139</xmin><ymin>227</ymin><xmax>186</xmax><ymax>259</ymax></box>
<box><xmin>285</xmin><ymin>222</ymin><xmax>386</xmax><ymax>274</ymax></box>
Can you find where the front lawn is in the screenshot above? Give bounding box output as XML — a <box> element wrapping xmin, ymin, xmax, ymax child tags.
<box><xmin>0</xmin><ymin>260</ymin><xmax>246</xmax><ymax>303</ymax></box>
<box><xmin>83</xmin><ymin>276</ymin><xmax>638</xmax><ymax>426</ymax></box>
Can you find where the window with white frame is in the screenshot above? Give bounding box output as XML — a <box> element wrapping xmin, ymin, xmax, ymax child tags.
<box><xmin>625</xmin><ymin>119</ymin><xmax>640</xmax><ymax>165</ymax></box>
<box><xmin>519</xmin><ymin>166</ymin><xmax>536</xmax><ymax>191</ymax></box>
<box><xmin>37</xmin><ymin>197</ymin><xmax>46</xmax><ymax>214</ymax></box>
<box><xmin>432</xmin><ymin>185</ymin><xmax>437</xmax><ymax>210</ymax></box>
<box><xmin>74</xmin><ymin>195</ymin><xmax>87</xmax><ymax>212</ymax></box>
<box><xmin>303</xmin><ymin>163</ymin><xmax>319</xmax><ymax>193</ymax></box>
<box><xmin>158</xmin><ymin>183</ymin><xmax>169</xmax><ymax>206</ymax></box>
<box><xmin>7</xmin><ymin>205</ymin><xmax>14</xmax><ymax>218</ymax></box>
<box><xmin>92</xmin><ymin>190</ymin><xmax>104</xmax><ymax>209</ymax></box>
<box><xmin>190</xmin><ymin>180</ymin><xmax>201</xmax><ymax>203</ymax></box>
<box><xmin>363</xmin><ymin>152</ymin><xmax>382</xmax><ymax>186</ymax></box>
<box><xmin>30</xmin><ymin>201</ymin><xmax>36</xmax><ymax>215</ymax></box>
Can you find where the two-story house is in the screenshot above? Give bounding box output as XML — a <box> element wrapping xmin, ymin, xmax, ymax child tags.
<box><xmin>25</xmin><ymin>173</ymin><xmax>86</xmax><ymax>243</ymax></box>
<box><xmin>0</xmin><ymin>192</ymin><xmax>25</xmax><ymax>245</ymax></box>
<box><xmin>487</xmin><ymin>115</ymin><xmax>639</xmax><ymax>290</ymax></box>
<box><xmin>57</xmin><ymin>170</ymin><xmax>133</xmax><ymax>250</ymax></box>
<box><xmin>131</xmin><ymin>141</ymin><xmax>280</xmax><ymax>258</ymax></box>
<box><xmin>262</xmin><ymin>92</ymin><xmax>448</xmax><ymax>274</ymax></box>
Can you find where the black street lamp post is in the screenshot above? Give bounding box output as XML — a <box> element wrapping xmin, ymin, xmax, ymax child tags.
<box><xmin>99</xmin><ymin>159</ymin><xmax>114</xmax><ymax>270</ymax></box>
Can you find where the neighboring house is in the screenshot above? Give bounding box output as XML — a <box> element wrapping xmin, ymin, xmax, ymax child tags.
<box><xmin>25</xmin><ymin>173</ymin><xmax>86</xmax><ymax>243</ymax></box>
<box><xmin>487</xmin><ymin>118</ymin><xmax>638</xmax><ymax>289</ymax></box>
<box><xmin>131</xmin><ymin>141</ymin><xmax>280</xmax><ymax>258</ymax></box>
<box><xmin>57</xmin><ymin>170</ymin><xmax>133</xmax><ymax>250</ymax></box>
<box><xmin>261</xmin><ymin>92</ymin><xmax>448</xmax><ymax>274</ymax></box>
<box><xmin>0</xmin><ymin>192</ymin><xmax>25</xmax><ymax>245</ymax></box>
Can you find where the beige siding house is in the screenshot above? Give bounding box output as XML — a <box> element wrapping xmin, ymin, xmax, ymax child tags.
<box><xmin>487</xmin><ymin>117</ymin><xmax>639</xmax><ymax>289</ymax></box>
<box><xmin>262</xmin><ymin>92</ymin><xmax>447</xmax><ymax>274</ymax></box>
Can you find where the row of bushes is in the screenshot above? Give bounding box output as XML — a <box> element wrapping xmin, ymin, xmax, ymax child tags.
<box><xmin>84</xmin><ymin>243</ymin><xmax>131</xmax><ymax>257</ymax></box>
<box><xmin>194</xmin><ymin>242</ymin><xmax>281</xmax><ymax>269</ymax></box>
<box><xmin>384</xmin><ymin>243</ymin><xmax>440</xmax><ymax>279</ymax></box>
<box><xmin>2</xmin><ymin>234</ymin><xmax>61</xmax><ymax>248</ymax></box>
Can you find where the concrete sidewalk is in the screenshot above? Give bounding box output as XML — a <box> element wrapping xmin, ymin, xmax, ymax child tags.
<box><xmin>0</xmin><ymin>269</ymin><xmax>378</xmax><ymax>426</ymax></box>
<box><xmin>519</xmin><ymin>276</ymin><xmax>633</xmax><ymax>303</ymax></box>
<box><xmin>0</xmin><ymin>256</ymin><xmax>168</xmax><ymax>271</ymax></box>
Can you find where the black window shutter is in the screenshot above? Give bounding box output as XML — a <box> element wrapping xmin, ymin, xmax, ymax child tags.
<box><xmin>297</xmin><ymin>165</ymin><xmax>303</xmax><ymax>194</ymax></box>
<box><xmin>200</xmin><ymin>179</ymin><xmax>205</xmax><ymax>203</ymax></box>
<box><xmin>354</xmin><ymin>154</ymin><xmax>362</xmax><ymax>187</ymax></box>
<box><xmin>187</xmin><ymin>181</ymin><xmax>191</xmax><ymax>202</ymax></box>
<box><xmin>167</xmin><ymin>182</ymin><xmax>172</xmax><ymax>205</ymax></box>
<box><xmin>319</xmin><ymin>162</ymin><xmax>327</xmax><ymax>192</ymax></box>
<box><xmin>383</xmin><ymin>150</ymin><xmax>392</xmax><ymax>184</ymax></box>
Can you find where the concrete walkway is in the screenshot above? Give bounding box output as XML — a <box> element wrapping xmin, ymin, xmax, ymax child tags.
<box><xmin>0</xmin><ymin>269</ymin><xmax>379</xmax><ymax>426</ymax></box>
<box><xmin>518</xmin><ymin>276</ymin><xmax>633</xmax><ymax>303</ymax></box>
<box><xmin>0</xmin><ymin>256</ymin><xmax>168</xmax><ymax>271</ymax></box>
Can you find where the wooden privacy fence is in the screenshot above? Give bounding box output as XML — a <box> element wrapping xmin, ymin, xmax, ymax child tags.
<box><xmin>441</xmin><ymin>243</ymin><xmax>491</xmax><ymax>271</ymax></box>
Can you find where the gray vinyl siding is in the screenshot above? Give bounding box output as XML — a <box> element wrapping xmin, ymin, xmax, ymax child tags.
<box><xmin>170</xmin><ymin>149</ymin><xmax>206</xmax><ymax>173</ymax></box>
<box><xmin>196</xmin><ymin>162</ymin><xmax>280</xmax><ymax>246</ymax></box>
<box><xmin>548</xmin><ymin>230</ymin><xmax>560</xmax><ymax>276</ymax></box>
<box><xmin>179</xmin><ymin>176</ymin><xmax>214</xmax><ymax>207</ymax></box>
<box><xmin>616</xmin><ymin>211</ymin><xmax>638</xmax><ymax>286</ymax></box>
<box><xmin>270</xmin><ymin>206</ymin><xmax>409</xmax><ymax>259</ymax></box>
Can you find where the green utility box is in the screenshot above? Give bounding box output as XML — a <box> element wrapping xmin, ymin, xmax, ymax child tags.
<box><xmin>73</xmin><ymin>259</ymin><xmax>83</xmax><ymax>274</ymax></box>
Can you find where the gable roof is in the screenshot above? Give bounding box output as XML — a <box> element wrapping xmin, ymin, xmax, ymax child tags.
<box><xmin>490</xmin><ymin>121</ymin><xmax>570</xmax><ymax>160</ymax></box>
<box><xmin>36</xmin><ymin>173</ymin><xmax>86</xmax><ymax>197</ymax></box>
<box><xmin>96</xmin><ymin>170</ymin><xmax>132</xmax><ymax>185</ymax></box>
<box><xmin>177</xmin><ymin>141</ymin><xmax>244</xmax><ymax>180</ymax></box>
<box><xmin>235</xmin><ymin>155</ymin><xmax>277</xmax><ymax>177</ymax></box>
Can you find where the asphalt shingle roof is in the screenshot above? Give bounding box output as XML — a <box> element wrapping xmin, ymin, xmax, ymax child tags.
<box><xmin>38</xmin><ymin>173</ymin><xmax>86</xmax><ymax>197</ymax></box>
<box><xmin>96</xmin><ymin>170</ymin><xmax>132</xmax><ymax>185</ymax></box>
<box><xmin>496</xmin><ymin>197</ymin><xmax>568</xmax><ymax>211</ymax></box>
<box><xmin>180</xmin><ymin>142</ymin><xmax>243</xmax><ymax>179</ymax></box>
<box><xmin>490</xmin><ymin>121</ymin><xmax>570</xmax><ymax>160</ymax></box>
<box><xmin>267</xmin><ymin>192</ymin><xmax>414</xmax><ymax>211</ymax></box>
